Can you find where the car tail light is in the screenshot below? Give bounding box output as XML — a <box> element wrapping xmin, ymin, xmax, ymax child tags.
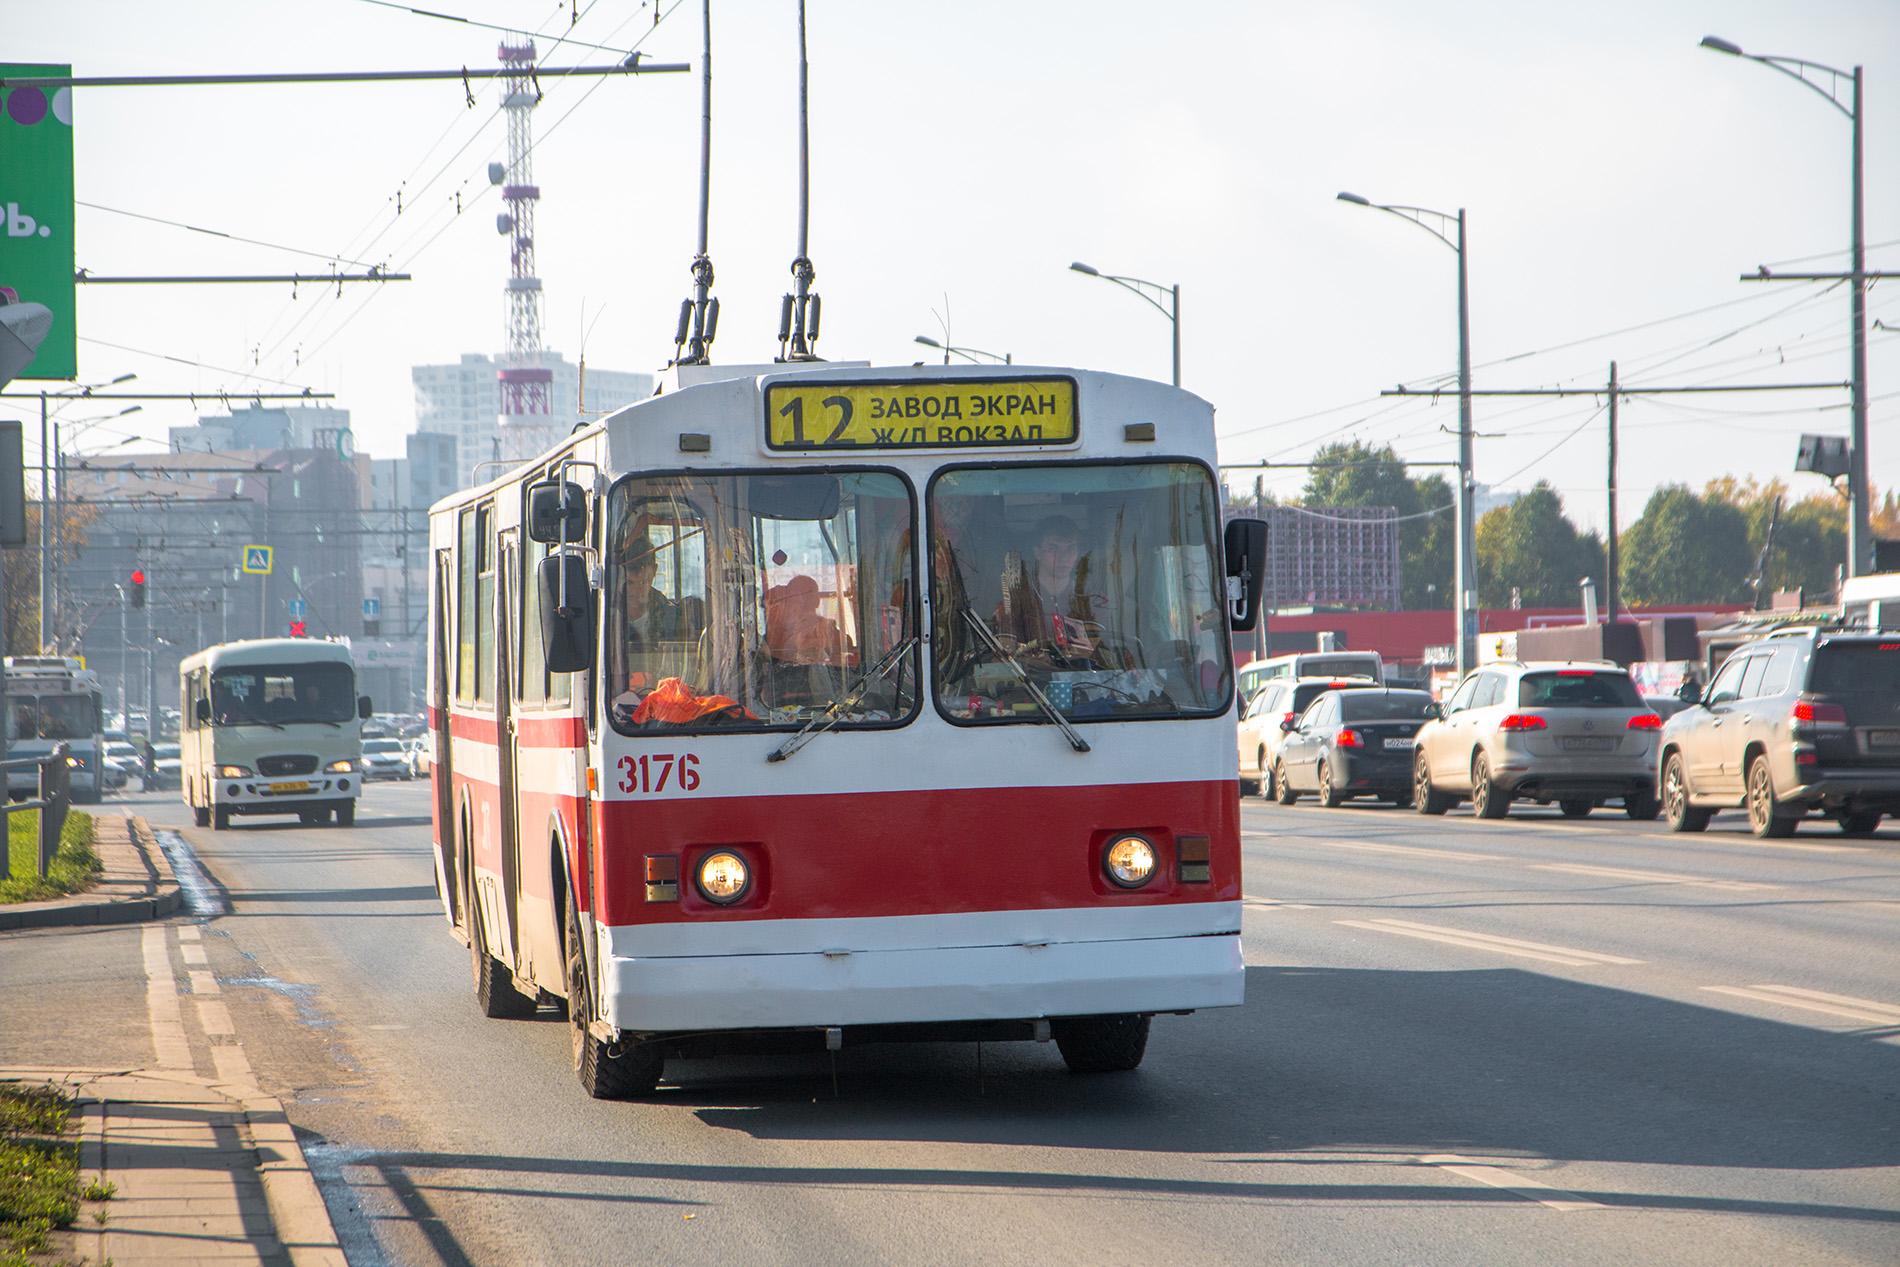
<box><xmin>1626</xmin><ymin>713</ymin><xmax>1662</xmax><ymax>731</ymax></box>
<box><xmin>1336</xmin><ymin>728</ymin><xmax>1363</xmax><ymax>748</ymax></box>
<box><xmin>1792</xmin><ymin>699</ymin><xmax>1848</xmax><ymax>727</ymax></box>
<box><xmin>1558</xmin><ymin>669</ymin><xmax>1595</xmax><ymax>677</ymax></box>
<box><xmin>1498</xmin><ymin>714</ymin><xmax>1547</xmax><ymax>732</ymax></box>
<box><xmin>1795</xmin><ymin>749</ymin><xmax>1819</xmax><ymax>765</ymax></box>
<box><xmin>1282</xmin><ymin>712</ymin><xmax>1297</xmax><ymax>728</ymax></box>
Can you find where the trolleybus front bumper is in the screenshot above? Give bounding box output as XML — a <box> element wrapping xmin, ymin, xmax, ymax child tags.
<box><xmin>599</xmin><ymin>902</ymin><xmax>1244</xmax><ymax>1034</ymax></box>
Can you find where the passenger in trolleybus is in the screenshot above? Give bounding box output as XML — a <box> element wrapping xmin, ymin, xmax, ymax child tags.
<box><xmin>932</xmin><ymin>462</ymin><xmax>1231</xmax><ymax>723</ymax></box>
<box><xmin>606</xmin><ymin>472</ymin><xmax>917</xmax><ymax>733</ymax></box>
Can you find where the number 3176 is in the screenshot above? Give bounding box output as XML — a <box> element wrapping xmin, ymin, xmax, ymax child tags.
<box><xmin>617</xmin><ymin>753</ymin><xmax>700</xmax><ymax>794</ymax></box>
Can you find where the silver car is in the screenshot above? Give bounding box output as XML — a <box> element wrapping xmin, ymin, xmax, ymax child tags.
<box><xmin>1412</xmin><ymin>661</ymin><xmax>1662</xmax><ymax>819</ymax></box>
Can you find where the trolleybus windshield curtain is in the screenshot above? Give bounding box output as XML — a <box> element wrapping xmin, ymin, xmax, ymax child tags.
<box><xmin>606</xmin><ymin>470</ymin><xmax>918</xmax><ymax>733</ymax></box>
<box><xmin>930</xmin><ymin>461</ymin><xmax>1231</xmax><ymax>725</ymax></box>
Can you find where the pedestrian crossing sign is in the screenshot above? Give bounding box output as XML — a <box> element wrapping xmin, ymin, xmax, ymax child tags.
<box><xmin>241</xmin><ymin>544</ymin><xmax>273</xmax><ymax>575</ymax></box>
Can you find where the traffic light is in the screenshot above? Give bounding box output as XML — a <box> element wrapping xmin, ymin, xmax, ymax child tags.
<box><xmin>130</xmin><ymin>568</ymin><xmax>146</xmax><ymax>609</ymax></box>
<box><xmin>288</xmin><ymin>620</ymin><xmax>307</xmax><ymax>637</ymax></box>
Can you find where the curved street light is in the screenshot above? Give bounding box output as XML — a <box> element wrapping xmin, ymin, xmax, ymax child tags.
<box><xmin>1702</xmin><ymin>34</ymin><xmax>1871</xmax><ymax>577</ymax></box>
<box><xmin>1337</xmin><ymin>191</ymin><xmax>1477</xmax><ymax>676</ymax></box>
<box><xmin>1068</xmin><ymin>262</ymin><xmax>1180</xmax><ymax>386</ymax></box>
<box><xmin>914</xmin><ymin>335</ymin><xmax>1011</xmax><ymax>365</ymax></box>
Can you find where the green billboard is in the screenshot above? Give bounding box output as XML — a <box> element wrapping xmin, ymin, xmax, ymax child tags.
<box><xmin>0</xmin><ymin>65</ymin><xmax>75</xmax><ymax>380</ymax></box>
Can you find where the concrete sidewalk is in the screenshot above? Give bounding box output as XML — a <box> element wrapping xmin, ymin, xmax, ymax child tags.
<box><xmin>4</xmin><ymin>1067</ymin><xmax>345</xmax><ymax>1266</ymax></box>
<box><xmin>0</xmin><ymin>810</ymin><xmax>179</xmax><ymax>930</ymax></box>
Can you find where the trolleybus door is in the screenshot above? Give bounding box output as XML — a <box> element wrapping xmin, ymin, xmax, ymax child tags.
<box><xmin>492</xmin><ymin>529</ymin><xmax>524</xmax><ymax>967</ymax></box>
<box><xmin>432</xmin><ymin>549</ymin><xmax>460</xmax><ymax>926</ymax></box>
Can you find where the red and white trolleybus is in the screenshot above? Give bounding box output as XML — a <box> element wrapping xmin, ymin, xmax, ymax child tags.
<box><xmin>427</xmin><ymin>361</ymin><xmax>1267</xmax><ymax>1096</ymax></box>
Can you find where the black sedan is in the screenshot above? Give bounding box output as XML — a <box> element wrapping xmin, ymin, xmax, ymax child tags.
<box><xmin>1274</xmin><ymin>687</ymin><xmax>1437</xmax><ymax>807</ymax></box>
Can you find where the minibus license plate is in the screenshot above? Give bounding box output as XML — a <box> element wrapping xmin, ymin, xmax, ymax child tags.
<box><xmin>271</xmin><ymin>780</ymin><xmax>312</xmax><ymax>794</ymax></box>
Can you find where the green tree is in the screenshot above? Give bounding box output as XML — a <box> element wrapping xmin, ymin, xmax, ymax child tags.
<box><xmin>1299</xmin><ymin>441</ymin><xmax>1453</xmax><ymax>609</ymax></box>
<box><xmin>1703</xmin><ymin>477</ymin><xmax>1846</xmax><ymax>603</ymax></box>
<box><xmin>1620</xmin><ymin>485</ymin><xmax>1751</xmax><ymax>604</ymax></box>
<box><xmin>1475</xmin><ymin>482</ymin><xmax>1598</xmax><ymax>608</ymax></box>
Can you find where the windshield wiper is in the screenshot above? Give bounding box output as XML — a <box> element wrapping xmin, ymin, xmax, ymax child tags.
<box><xmin>961</xmin><ymin>611</ymin><xmax>1090</xmax><ymax>753</ymax></box>
<box><xmin>767</xmin><ymin>636</ymin><xmax>919</xmax><ymax>763</ymax></box>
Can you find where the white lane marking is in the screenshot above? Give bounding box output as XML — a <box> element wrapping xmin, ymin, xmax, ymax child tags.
<box><xmin>141</xmin><ymin>925</ymin><xmax>192</xmax><ymax>1070</ymax></box>
<box><xmin>1533</xmin><ymin>863</ymin><xmax>1778</xmax><ymax>893</ymax></box>
<box><xmin>195</xmin><ymin>998</ymin><xmax>235</xmax><ymax>1037</ymax></box>
<box><xmin>1243</xmin><ymin>893</ymin><xmax>1316</xmax><ymax>910</ymax></box>
<box><xmin>1708</xmin><ymin>836</ymin><xmax>1862</xmax><ymax>855</ymax></box>
<box><xmin>1245</xmin><ymin>831</ymin><xmax>1497</xmax><ymax>864</ymax></box>
<box><xmin>176</xmin><ymin>925</ymin><xmax>201</xmax><ymax>942</ymax></box>
<box><xmin>1336</xmin><ymin>918</ymin><xmax>1643</xmax><ymax>967</ymax></box>
<box><xmin>1419</xmin><ymin>1154</ymin><xmax>1605</xmax><ymax>1212</ymax></box>
<box><xmin>180</xmin><ymin>942</ymin><xmax>208</xmax><ymax>965</ymax></box>
<box><xmin>188</xmin><ymin>970</ymin><xmax>219</xmax><ymax>996</ymax></box>
<box><xmin>1701</xmin><ymin>984</ymin><xmax>1900</xmax><ymax>1027</ymax></box>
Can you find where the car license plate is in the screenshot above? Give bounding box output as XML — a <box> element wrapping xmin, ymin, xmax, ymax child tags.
<box><xmin>1382</xmin><ymin>737</ymin><xmax>1415</xmax><ymax>750</ymax></box>
<box><xmin>1867</xmin><ymin>728</ymin><xmax>1900</xmax><ymax>750</ymax></box>
<box><xmin>1561</xmin><ymin>737</ymin><xmax>1615</xmax><ymax>753</ymax></box>
<box><xmin>270</xmin><ymin>780</ymin><xmax>312</xmax><ymax>794</ymax></box>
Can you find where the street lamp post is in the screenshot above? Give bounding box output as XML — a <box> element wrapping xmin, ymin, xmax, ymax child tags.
<box><xmin>1702</xmin><ymin>35</ymin><xmax>1870</xmax><ymax>577</ymax></box>
<box><xmin>1068</xmin><ymin>262</ymin><xmax>1180</xmax><ymax>387</ymax></box>
<box><xmin>914</xmin><ymin>336</ymin><xmax>1012</xmax><ymax>365</ymax></box>
<box><xmin>1337</xmin><ymin>192</ymin><xmax>1477</xmax><ymax>676</ymax></box>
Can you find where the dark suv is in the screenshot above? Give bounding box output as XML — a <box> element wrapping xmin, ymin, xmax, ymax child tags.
<box><xmin>1660</xmin><ymin>630</ymin><xmax>1900</xmax><ymax>837</ymax></box>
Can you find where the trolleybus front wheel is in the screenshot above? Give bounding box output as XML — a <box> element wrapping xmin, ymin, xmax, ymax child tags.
<box><xmin>564</xmin><ymin>884</ymin><xmax>662</xmax><ymax>1098</ymax></box>
<box><xmin>1052</xmin><ymin>1013</ymin><xmax>1151</xmax><ymax>1074</ymax></box>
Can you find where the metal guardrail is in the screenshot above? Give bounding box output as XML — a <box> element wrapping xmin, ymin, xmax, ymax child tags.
<box><xmin>0</xmin><ymin>743</ymin><xmax>72</xmax><ymax>881</ymax></box>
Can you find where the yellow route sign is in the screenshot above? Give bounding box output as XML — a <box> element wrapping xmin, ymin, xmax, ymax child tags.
<box><xmin>764</xmin><ymin>377</ymin><xmax>1078</xmax><ymax>451</ymax></box>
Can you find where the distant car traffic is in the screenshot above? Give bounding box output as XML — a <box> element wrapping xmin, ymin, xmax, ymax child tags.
<box><xmin>1660</xmin><ymin>630</ymin><xmax>1900</xmax><ymax>838</ymax></box>
<box><xmin>1275</xmin><ymin>687</ymin><xmax>1436</xmax><ymax>807</ymax></box>
<box><xmin>147</xmin><ymin>743</ymin><xmax>182</xmax><ymax>791</ymax></box>
<box><xmin>360</xmin><ymin>737</ymin><xmax>411</xmax><ymax>781</ymax></box>
<box><xmin>1237</xmin><ymin>676</ymin><xmax>1380</xmax><ymax>799</ymax></box>
<box><xmin>1412</xmin><ymin>662</ymin><xmax>1661</xmax><ymax>820</ymax></box>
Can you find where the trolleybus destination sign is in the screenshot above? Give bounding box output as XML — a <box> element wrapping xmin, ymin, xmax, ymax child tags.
<box><xmin>764</xmin><ymin>376</ymin><xmax>1078</xmax><ymax>451</ymax></box>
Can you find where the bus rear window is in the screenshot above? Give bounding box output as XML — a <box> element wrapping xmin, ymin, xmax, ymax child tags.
<box><xmin>1517</xmin><ymin>671</ymin><xmax>1640</xmax><ymax>708</ymax></box>
<box><xmin>1298</xmin><ymin>656</ymin><xmax>1380</xmax><ymax>681</ymax></box>
<box><xmin>1809</xmin><ymin>643</ymin><xmax>1900</xmax><ymax>693</ymax></box>
<box><xmin>1339</xmin><ymin>690</ymin><xmax>1435</xmax><ymax>721</ymax></box>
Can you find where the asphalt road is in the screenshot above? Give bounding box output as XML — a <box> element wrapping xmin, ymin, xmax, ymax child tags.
<box><xmin>4</xmin><ymin>779</ymin><xmax>1896</xmax><ymax>1265</ymax></box>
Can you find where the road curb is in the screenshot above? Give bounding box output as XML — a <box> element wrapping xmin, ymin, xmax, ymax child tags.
<box><xmin>0</xmin><ymin>813</ymin><xmax>180</xmax><ymax>931</ymax></box>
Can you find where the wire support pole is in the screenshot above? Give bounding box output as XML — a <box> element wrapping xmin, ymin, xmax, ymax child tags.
<box><xmin>1606</xmin><ymin>360</ymin><xmax>1620</xmax><ymax>622</ymax></box>
<box><xmin>75</xmin><ymin>272</ymin><xmax>411</xmax><ymax>285</ymax></box>
<box><xmin>1453</xmin><ymin>208</ymin><xmax>1475</xmax><ymax>677</ymax></box>
<box><xmin>0</xmin><ymin>65</ymin><xmax>689</xmax><ymax>89</ymax></box>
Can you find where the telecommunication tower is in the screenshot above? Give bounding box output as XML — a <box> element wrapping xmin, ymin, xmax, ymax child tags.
<box><xmin>492</xmin><ymin>40</ymin><xmax>554</xmax><ymax>455</ymax></box>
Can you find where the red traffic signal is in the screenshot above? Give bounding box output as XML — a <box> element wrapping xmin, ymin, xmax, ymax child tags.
<box><xmin>130</xmin><ymin>568</ymin><xmax>145</xmax><ymax>585</ymax></box>
<box><xmin>130</xmin><ymin>569</ymin><xmax>147</xmax><ymax>609</ymax></box>
<box><xmin>288</xmin><ymin>620</ymin><xmax>307</xmax><ymax>637</ymax></box>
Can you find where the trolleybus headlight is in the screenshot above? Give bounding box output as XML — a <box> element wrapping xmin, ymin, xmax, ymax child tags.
<box><xmin>1103</xmin><ymin>835</ymin><xmax>1158</xmax><ymax>888</ymax></box>
<box><xmin>695</xmin><ymin>851</ymin><xmax>751</xmax><ymax>904</ymax></box>
<box><xmin>325</xmin><ymin>759</ymin><xmax>355</xmax><ymax>773</ymax></box>
<box><xmin>217</xmin><ymin>764</ymin><xmax>251</xmax><ymax>778</ymax></box>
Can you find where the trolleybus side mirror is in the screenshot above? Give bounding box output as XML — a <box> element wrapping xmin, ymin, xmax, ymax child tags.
<box><xmin>537</xmin><ymin>553</ymin><xmax>595</xmax><ymax>673</ymax></box>
<box><xmin>195</xmin><ymin>699</ymin><xmax>211</xmax><ymax>724</ymax></box>
<box><xmin>1223</xmin><ymin>518</ymin><xmax>1269</xmax><ymax>632</ymax></box>
<box><xmin>358</xmin><ymin>695</ymin><xmax>373</xmax><ymax>720</ymax></box>
<box><xmin>527</xmin><ymin>481</ymin><xmax>587</xmax><ymax>544</ymax></box>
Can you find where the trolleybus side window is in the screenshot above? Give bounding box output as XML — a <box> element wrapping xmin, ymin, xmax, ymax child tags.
<box><xmin>929</xmin><ymin>460</ymin><xmax>1231</xmax><ymax>725</ymax></box>
<box><xmin>474</xmin><ymin>504</ymin><xmax>496</xmax><ymax>706</ymax></box>
<box><xmin>456</xmin><ymin>507</ymin><xmax>477</xmax><ymax>704</ymax></box>
<box><xmin>605</xmin><ymin>470</ymin><xmax>918</xmax><ymax>734</ymax></box>
<box><xmin>520</xmin><ymin>535</ymin><xmax>573</xmax><ymax>707</ymax></box>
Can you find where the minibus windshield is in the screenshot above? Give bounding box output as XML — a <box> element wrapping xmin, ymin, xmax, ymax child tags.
<box><xmin>211</xmin><ymin>662</ymin><xmax>356</xmax><ymax>726</ymax></box>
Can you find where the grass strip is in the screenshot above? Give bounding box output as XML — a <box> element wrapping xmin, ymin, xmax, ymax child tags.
<box><xmin>0</xmin><ymin>1083</ymin><xmax>78</xmax><ymax>1264</ymax></box>
<box><xmin>0</xmin><ymin>812</ymin><xmax>99</xmax><ymax>906</ymax></box>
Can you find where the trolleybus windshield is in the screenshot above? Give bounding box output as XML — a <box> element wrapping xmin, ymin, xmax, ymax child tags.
<box><xmin>930</xmin><ymin>461</ymin><xmax>1230</xmax><ymax>724</ymax></box>
<box><xmin>6</xmin><ymin>694</ymin><xmax>99</xmax><ymax>741</ymax></box>
<box><xmin>210</xmin><ymin>662</ymin><xmax>356</xmax><ymax>726</ymax></box>
<box><xmin>606</xmin><ymin>470</ymin><xmax>918</xmax><ymax>733</ymax></box>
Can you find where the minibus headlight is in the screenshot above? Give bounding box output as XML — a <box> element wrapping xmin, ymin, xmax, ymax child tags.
<box><xmin>326</xmin><ymin>759</ymin><xmax>355</xmax><ymax>773</ymax></box>
<box><xmin>696</xmin><ymin>851</ymin><xmax>751</xmax><ymax>904</ymax></box>
<box><xmin>1103</xmin><ymin>835</ymin><xmax>1158</xmax><ymax>888</ymax></box>
<box><xmin>217</xmin><ymin>764</ymin><xmax>251</xmax><ymax>778</ymax></box>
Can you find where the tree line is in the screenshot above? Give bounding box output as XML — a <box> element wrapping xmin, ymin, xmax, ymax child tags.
<box><xmin>1272</xmin><ymin>441</ymin><xmax>1899</xmax><ymax>611</ymax></box>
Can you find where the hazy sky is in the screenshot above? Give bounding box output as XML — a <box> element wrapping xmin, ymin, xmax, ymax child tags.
<box><xmin>7</xmin><ymin>0</ymin><xmax>1897</xmax><ymax>533</ymax></box>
